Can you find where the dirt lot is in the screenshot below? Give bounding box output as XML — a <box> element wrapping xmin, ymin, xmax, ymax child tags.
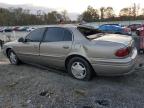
<box><xmin>0</xmin><ymin>33</ymin><xmax>144</xmax><ymax>108</ymax></box>
<box><xmin>1</xmin><ymin>51</ymin><xmax>144</xmax><ymax>108</ymax></box>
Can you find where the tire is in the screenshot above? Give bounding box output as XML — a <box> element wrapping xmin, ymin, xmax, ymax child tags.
<box><xmin>136</xmin><ymin>30</ymin><xmax>140</xmax><ymax>36</ymax></box>
<box><xmin>115</xmin><ymin>32</ymin><xmax>121</xmax><ymax>34</ymax></box>
<box><xmin>67</xmin><ymin>57</ymin><xmax>93</xmax><ymax>81</ymax></box>
<box><xmin>8</xmin><ymin>49</ymin><xmax>20</xmax><ymax>65</ymax></box>
<box><xmin>139</xmin><ymin>49</ymin><xmax>144</xmax><ymax>54</ymax></box>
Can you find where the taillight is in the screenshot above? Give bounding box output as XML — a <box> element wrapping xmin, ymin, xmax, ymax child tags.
<box><xmin>115</xmin><ymin>47</ymin><xmax>131</xmax><ymax>57</ymax></box>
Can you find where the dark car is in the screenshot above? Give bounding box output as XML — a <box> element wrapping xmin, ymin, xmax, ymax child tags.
<box><xmin>4</xmin><ymin>27</ymin><xmax>13</xmax><ymax>32</ymax></box>
<box><xmin>98</xmin><ymin>24</ymin><xmax>131</xmax><ymax>35</ymax></box>
<box><xmin>128</xmin><ymin>24</ymin><xmax>141</xmax><ymax>31</ymax></box>
<box><xmin>13</xmin><ymin>27</ymin><xmax>20</xmax><ymax>31</ymax></box>
<box><xmin>136</xmin><ymin>25</ymin><xmax>144</xmax><ymax>36</ymax></box>
<box><xmin>17</xmin><ymin>27</ymin><xmax>29</xmax><ymax>31</ymax></box>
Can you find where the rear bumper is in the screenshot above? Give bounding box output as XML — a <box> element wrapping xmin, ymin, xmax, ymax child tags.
<box><xmin>91</xmin><ymin>48</ymin><xmax>138</xmax><ymax>76</ymax></box>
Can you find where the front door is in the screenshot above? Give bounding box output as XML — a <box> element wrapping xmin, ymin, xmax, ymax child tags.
<box><xmin>40</xmin><ymin>27</ymin><xmax>73</xmax><ymax>67</ymax></box>
<box><xmin>15</xmin><ymin>28</ymin><xmax>46</xmax><ymax>63</ymax></box>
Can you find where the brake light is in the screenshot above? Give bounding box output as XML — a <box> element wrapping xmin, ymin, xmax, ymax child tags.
<box><xmin>115</xmin><ymin>47</ymin><xmax>131</xmax><ymax>57</ymax></box>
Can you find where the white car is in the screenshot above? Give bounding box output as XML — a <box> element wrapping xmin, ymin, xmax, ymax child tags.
<box><xmin>26</xmin><ymin>27</ymin><xmax>35</xmax><ymax>32</ymax></box>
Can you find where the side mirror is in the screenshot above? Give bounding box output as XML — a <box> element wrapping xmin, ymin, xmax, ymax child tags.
<box><xmin>18</xmin><ymin>37</ymin><xmax>25</xmax><ymax>42</ymax></box>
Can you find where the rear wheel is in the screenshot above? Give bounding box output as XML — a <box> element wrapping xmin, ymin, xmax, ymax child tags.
<box><xmin>67</xmin><ymin>57</ymin><xmax>93</xmax><ymax>81</ymax></box>
<box><xmin>8</xmin><ymin>49</ymin><xmax>20</xmax><ymax>65</ymax></box>
<box><xmin>139</xmin><ymin>49</ymin><xmax>144</xmax><ymax>54</ymax></box>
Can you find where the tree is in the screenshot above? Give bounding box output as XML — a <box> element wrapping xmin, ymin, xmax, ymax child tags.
<box><xmin>81</xmin><ymin>6</ymin><xmax>99</xmax><ymax>22</ymax></box>
<box><xmin>0</xmin><ymin>7</ymin><xmax>72</xmax><ymax>25</ymax></box>
<box><xmin>61</xmin><ymin>10</ymin><xmax>70</xmax><ymax>22</ymax></box>
<box><xmin>142</xmin><ymin>8</ymin><xmax>144</xmax><ymax>15</ymax></box>
<box><xmin>132</xmin><ymin>3</ymin><xmax>136</xmax><ymax>18</ymax></box>
<box><xmin>131</xmin><ymin>3</ymin><xmax>140</xmax><ymax>17</ymax></box>
<box><xmin>47</xmin><ymin>11</ymin><xmax>58</xmax><ymax>24</ymax></box>
<box><xmin>119</xmin><ymin>7</ymin><xmax>132</xmax><ymax>17</ymax></box>
<box><xmin>119</xmin><ymin>3</ymin><xmax>140</xmax><ymax>20</ymax></box>
<box><xmin>100</xmin><ymin>7</ymin><xmax>105</xmax><ymax>19</ymax></box>
<box><xmin>105</xmin><ymin>7</ymin><xmax>115</xmax><ymax>18</ymax></box>
<box><xmin>77</xmin><ymin>14</ymin><xmax>83</xmax><ymax>22</ymax></box>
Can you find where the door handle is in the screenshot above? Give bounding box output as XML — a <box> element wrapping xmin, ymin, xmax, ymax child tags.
<box><xmin>63</xmin><ymin>45</ymin><xmax>69</xmax><ymax>49</ymax></box>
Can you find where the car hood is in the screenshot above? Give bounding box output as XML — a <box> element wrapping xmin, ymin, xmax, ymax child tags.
<box><xmin>93</xmin><ymin>34</ymin><xmax>133</xmax><ymax>46</ymax></box>
<box><xmin>4</xmin><ymin>40</ymin><xmax>18</xmax><ymax>46</ymax></box>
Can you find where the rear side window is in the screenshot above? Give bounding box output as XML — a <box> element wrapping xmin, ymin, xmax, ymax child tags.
<box><xmin>25</xmin><ymin>28</ymin><xmax>45</xmax><ymax>42</ymax></box>
<box><xmin>63</xmin><ymin>29</ymin><xmax>72</xmax><ymax>41</ymax></box>
<box><xmin>43</xmin><ymin>27</ymin><xmax>72</xmax><ymax>42</ymax></box>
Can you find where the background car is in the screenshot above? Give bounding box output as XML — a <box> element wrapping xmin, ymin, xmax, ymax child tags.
<box><xmin>98</xmin><ymin>24</ymin><xmax>131</xmax><ymax>35</ymax></box>
<box><xmin>3</xmin><ymin>27</ymin><xmax>13</xmax><ymax>32</ymax></box>
<box><xmin>0</xmin><ymin>27</ymin><xmax>4</xmax><ymax>32</ymax></box>
<box><xmin>136</xmin><ymin>25</ymin><xmax>144</xmax><ymax>36</ymax></box>
<box><xmin>17</xmin><ymin>27</ymin><xmax>29</xmax><ymax>31</ymax></box>
<box><xmin>26</xmin><ymin>27</ymin><xmax>35</xmax><ymax>32</ymax></box>
<box><xmin>127</xmin><ymin>24</ymin><xmax>141</xmax><ymax>31</ymax></box>
<box><xmin>101</xmin><ymin>24</ymin><xmax>123</xmax><ymax>27</ymax></box>
<box><xmin>12</xmin><ymin>26</ymin><xmax>20</xmax><ymax>31</ymax></box>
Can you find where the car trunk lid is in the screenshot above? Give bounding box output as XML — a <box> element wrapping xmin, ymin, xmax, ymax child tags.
<box><xmin>93</xmin><ymin>34</ymin><xmax>133</xmax><ymax>46</ymax></box>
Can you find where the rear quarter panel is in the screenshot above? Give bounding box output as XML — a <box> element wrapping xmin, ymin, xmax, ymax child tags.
<box><xmin>85</xmin><ymin>40</ymin><xmax>125</xmax><ymax>59</ymax></box>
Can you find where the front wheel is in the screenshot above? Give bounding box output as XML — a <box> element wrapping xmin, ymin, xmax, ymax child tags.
<box><xmin>8</xmin><ymin>49</ymin><xmax>20</xmax><ymax>65</ymax></box>
<box><xmin>67</xmin><ymin>57</ymin><xmax>93</xmax><ymax>81</ymax></box>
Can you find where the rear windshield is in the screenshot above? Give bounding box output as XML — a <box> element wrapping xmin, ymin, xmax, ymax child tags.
<box><xmin>77</xmin><ymin>26</ymin><xmax>102</xmax><ymax>36</ymax></box>
<box><xmin>77</xmin><ymin>26</ymin><xmax>104</xmax><ymax>39</ymax></box>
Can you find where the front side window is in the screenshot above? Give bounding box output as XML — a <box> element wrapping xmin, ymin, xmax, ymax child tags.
<box><xmin>43</xmin><ymin>27</ymin><xmax>72</xmax><ymax>42</ymax></box>
<box><xmin>25</xmin><ymin>28</ymin><xmax>45</xmax><ymax>42</ymax></box>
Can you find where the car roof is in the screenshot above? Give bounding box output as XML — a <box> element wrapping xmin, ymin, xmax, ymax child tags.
<box><xmin>100</xmin><ymin>24</ymin><xmax>121</xmax><ymax>28</ymax></box>
<box><xmin>37</xmin><ymin>24</ymin><xmax>98</xmax><ymax>30</ymax></box>
<box><xmin>39</xmin><ymin>24</ymin><xmax>77</xmax><ymax>29</ymax></box>
<box><xmin>100</xmin><ymin>24</ymin><xmax>121</xmax><ymax>26</ymax></box>
<box><xmin>129</xmin><ymin>24</ymin><xmax>141</xmax><ymax>25</ymax></box>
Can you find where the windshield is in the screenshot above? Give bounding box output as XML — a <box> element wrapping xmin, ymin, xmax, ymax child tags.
<box><xmin>77</xmin><ymin>26</ymin><xmax>104</xmax><ymax>39</ymax></box>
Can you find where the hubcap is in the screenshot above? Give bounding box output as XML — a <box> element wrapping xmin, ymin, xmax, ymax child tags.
<box><xmin>9</xmin><ymin>52</ymin><xmax>17</xmax><ymax>64</ymax></box>
<box><xmin>71</xmin><ymin>62</ymin><xmax>86</xmax><ymax>79</ymax></box>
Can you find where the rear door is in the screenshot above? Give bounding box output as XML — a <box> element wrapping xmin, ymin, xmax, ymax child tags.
<box><xmin>40</xmin><ymin>27</ymin><xmax>73</xmax><ymax>67</ymax></box>
<box><xmin>16</xmin><ymin>28</ymin><xmax>46</xmax><ymax>63</ymax></box>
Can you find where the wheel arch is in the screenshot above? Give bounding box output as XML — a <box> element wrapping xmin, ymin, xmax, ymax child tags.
<box><xmin>65</xmin><ymin>54</ymin><xmax>95</xmax><ymax>74</ymax></box>
<box><xmin>6</xmin><ymin>47</ymin><xmax>12</xmax><ymax>57</ymax></box>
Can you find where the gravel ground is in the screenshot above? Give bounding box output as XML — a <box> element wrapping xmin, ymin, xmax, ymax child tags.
<box><xmin>0</xmin><ymin>32</ymin><xmax>144</xmax><ymax>108</ymax></box>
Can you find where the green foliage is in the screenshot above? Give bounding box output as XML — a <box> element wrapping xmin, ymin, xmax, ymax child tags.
<box><xmin>0</xmin><ymin>8</ymin><xmax>70</xmax><ymax>26</ymax></box>
<box><xmin>78</xmin><ymin>4</ymin><xmax>144</xmax><ymax>23</ymax></box>
<box><xmin>81</xmin><ymin>6</ymin><xmax>99</xmax><ymax>22</ymax></box>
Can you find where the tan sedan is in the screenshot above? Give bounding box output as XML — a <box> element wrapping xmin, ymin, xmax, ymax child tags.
<box><xmin>3</xmin><ymin>25</ymin><xmax>138</xmax><ymax>80</ymax></box>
